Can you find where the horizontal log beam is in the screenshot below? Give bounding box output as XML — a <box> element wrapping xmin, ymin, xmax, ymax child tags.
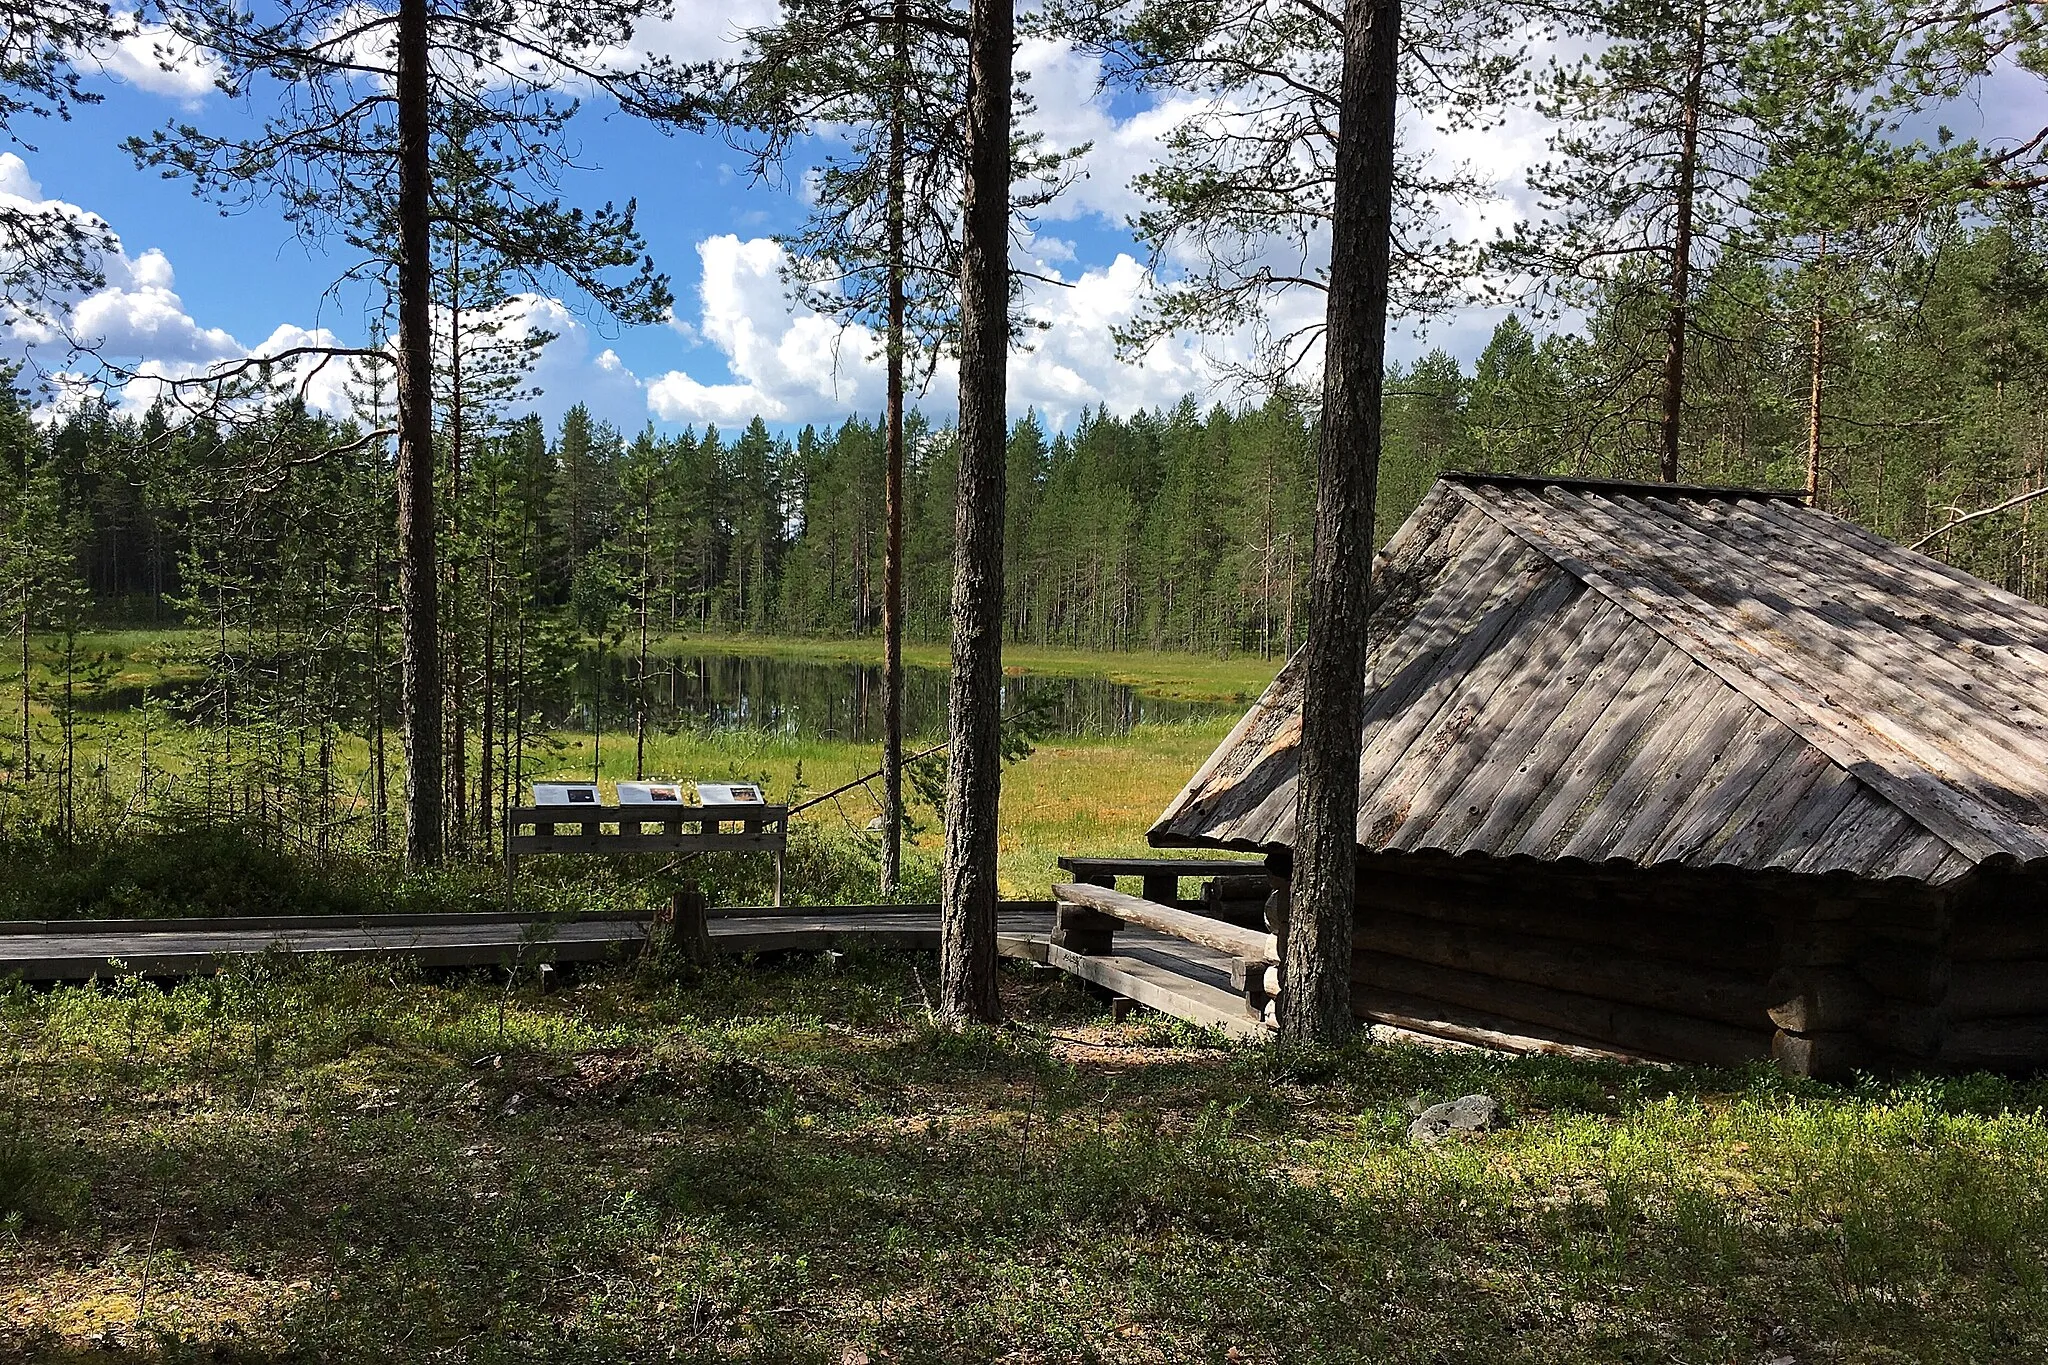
<box><xmin>1349</xmin><ymin>950</ymin><xmax>1770</xmax><ymax>1066</ymax></box>
<box><xmin>1357</xmin><ymin>987</ymin><xmax>1641</xmax><ymax>1062</ymax></box>
<box><xmin>1053</xmin><ymin>882</ymin><xmax>1278</xmax><ymax>964</ymax></box>
<box><xmin>1355</xmin><ymin>872</ymin><xmax>1775</xmax><ymax>971</ymax></box>
<box><xmin>1952</xmin><ymin>913</ymin><xmax>2048</xmax><ymax>961</ymax></box>
<box><xmin>1355</xmin><ymin>908</ymin><xmax>1773</xmax><ymax>1029</ymax></box>
<box><xmin>1057</xmin><ymin>857</ymin><xmax>1267</xmax><ymax>880</ymax></box>
<box><xmin>1942</xmin><ymin>1016</ymin><xmax>2048</xmax><ymax>1070</ymax></box>
<box><xmin>1946</xmin><ymin>960</ymin><xmax>2048</xmax><ymax>1020</ymax></box>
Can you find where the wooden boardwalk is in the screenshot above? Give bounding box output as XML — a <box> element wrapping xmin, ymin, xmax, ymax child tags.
<box><xmin>0</xmin><ymin>905</ymin><xmax>1272</xmax><ymax>1041</ymax></box>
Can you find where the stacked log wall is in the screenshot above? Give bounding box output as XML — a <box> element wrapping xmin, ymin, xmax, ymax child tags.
<box><xmin>1331</xmin><ymin>853</ymin><xmax>1967</xmax><ymax>1075</ymax></box>
<box><xmin>1339</xmin><ymin>855</ymin><xmax>1779</xmax><ymax>1066</ymax></box>
<box><xmin>1940</xmin><ymin>871</ymin><xmax>2048</xmax><ymax>1071</ymax></box>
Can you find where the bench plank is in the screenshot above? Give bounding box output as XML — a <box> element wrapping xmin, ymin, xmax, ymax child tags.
<box><xmin>1053</xmin><ymin>881</ymin><xmax>1278</xmax><ymax>964</ymax></box>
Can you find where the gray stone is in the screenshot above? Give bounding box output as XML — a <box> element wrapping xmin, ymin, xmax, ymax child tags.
<box><xmin>1408</xmin><ymin>1092</ymin><xmax>1501</xmax><ymax>1144</ymax></box>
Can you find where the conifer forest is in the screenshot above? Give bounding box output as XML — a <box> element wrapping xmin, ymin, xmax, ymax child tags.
<box><xmin>8</xmin><ymin>0</ymin><xmax>2048</xmax><ymax>1356</ymax></box>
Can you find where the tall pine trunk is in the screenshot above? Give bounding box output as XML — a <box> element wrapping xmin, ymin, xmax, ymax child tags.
<box><xmin>1658</xmin><ymin>0</ymin><xmax>1708</xmax><ymax>484</ymax></box>
<box><xmin>635</xmin><ymin>534</ymin><xmax>651</xmax><ymax>779</ymax></box>
<box><xmin>1281</xmin><ymin>0</ymin><xmax>1400</xmax><ymax>1044</ymax></box>
<box><xmin>881</xmin><ymin>0</ymin><xmax>908</xmax><ymax>898</ymax></box>
<box><xmin>940</xmin><ymin>0</ymin><xmax>1011</xmax><ymax>1026</ymax></box>
<box><xmin>446</xmin><ymin>254</ymin><xmax>468</xmax><ymax>856</ymax></box>
<box><xmin>1806</xmin><ymin>234</ymin><xmax>1827</xmax><ymax>506</ymax></box>
<box><xmin>396</xmin><ymin>0</ymin><xmax>442</xmax><ymax>868</ymax></box>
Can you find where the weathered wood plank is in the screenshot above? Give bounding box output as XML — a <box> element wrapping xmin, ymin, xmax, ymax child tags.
<box><xmin>1457</xmin><ymin>625</ymin><xmax>1661</xmax><ymax>854</ymax></box>
<box><xmin>1353</xmin><ymin>986</ymin><xmax>1645</xmax><ymax>1061</ymax></box>
<box><xmin>1558</xmin><ymin>672</ymin><xmax>1747</xmax><ymax>861</ymax></box>
<box><xmin>1339</xmin><ymin>549</ymin><xmax>1573</xmax><ymax>846</ymax></box>
<box><xmin>1045</xmin><ymin>942</ymin><xmax>1271</xmax><ymax>1039</ymax></box>
<box><xmin>1415</xmin><ymin>599</ymin><xmax>1634</xmax><ymax>852</ymax></box>
<box><xmin>1369</xmin><ymin>580</ymin><xmax>1599</xmax><ymax>850</ymax></box>
<box><xmin>1601</xmin><ymin>685</ymin><xmax>1766</xmax><ymax>863</ymax></box>
<box><xmin>1553</xmin><ymin>487</ymin><xmax>2048</xmax><ymax>862</ymax></box>
<box><xmin>1703</xmin><ymin>745</ymin><xmax>1842</xmax><ymax>868</ymax></box>
<box><xmin>1677</xmin><ymin>496</ymin><xmax>2048</xmax><ymax>727</ymax></box>
<box><xmin>1641</xmin><ymin>722</ymin><xmax>1801</xmax><ymax>866</ymax></box>
<box><xmin>1631</xmin><ymin>495</ymin><xmax>2048</xmax><ymax>820</ymax></box>
<box><xmin>1510</xmin><ymin>642</ymin><xmax>1698</xmax><ymax>858</ymax></box>
<box><xmin>1053</xmin><ymin>882</ymin><xmax>1278</xmax><ymax>963</ymax></box>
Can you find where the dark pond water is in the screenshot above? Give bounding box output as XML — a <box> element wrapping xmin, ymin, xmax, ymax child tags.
<box><xmin>562</xmin><ymin>652</ymin><xmax>1234</xmax><ymax>741</ymax></box>
<box><xmin>69</xmin><ymin>646</ymin><xmax>1236</xmax><ymax>739</ymax></box>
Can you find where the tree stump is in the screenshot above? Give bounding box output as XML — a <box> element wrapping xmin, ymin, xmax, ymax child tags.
<box><xmin>670</xmin><ymin>882</ymin><xmax>715</xmax><ymax>966</ymax></box>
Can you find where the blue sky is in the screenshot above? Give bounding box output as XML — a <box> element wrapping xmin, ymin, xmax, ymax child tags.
<box><xmin>3</xmin><ymin>8</ymin><xmax>2037</xmax><ymax>438</ymax></box>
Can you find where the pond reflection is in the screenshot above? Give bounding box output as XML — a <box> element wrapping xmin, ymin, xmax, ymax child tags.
<box><xmin>562</xmin><ymin>652</ymin><xmax>1232</xmax><ymax>740</ymax></box>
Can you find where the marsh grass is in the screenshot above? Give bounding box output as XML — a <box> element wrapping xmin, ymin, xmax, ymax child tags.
<box><xmin>0</xmin><ymin>629</ymin><xmax>1251</xmax><ymax>908</ymax></box>
<box><xmin>3</xmin><ymin>951</ymin><xmax>2047</xmax><ymax>1362</ymax></box>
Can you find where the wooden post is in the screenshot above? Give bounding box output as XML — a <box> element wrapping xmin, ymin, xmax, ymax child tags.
<box><xmin>1234</xmin><ymin>958</ymin><xmax>1281</xmax><ymax>1021</ymax></box>
<box><xmin>671</xmin><ymin>883</ymin><xmax>715</xmax><ymax>966</ymax></box>
<box><xmin>1141</xmin><ymin>872</ymin><xmax>1178</xmax><ymax>905</ymax></box>
<box><xmin>1051</xmin><ymin>902</ymin><xmax>1118</xmax><ymax>955</ymax></box>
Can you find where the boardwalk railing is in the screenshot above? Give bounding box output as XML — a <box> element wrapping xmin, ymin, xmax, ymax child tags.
<box><xmin>1051</xmin><ymin>880</ymin><xmax>1280</xmax><ymax>1025</ymax></box>
<box><xmin>508</xmin><ymin>803</ymin><xmax>788</xmax><ymax>903</ymax></box>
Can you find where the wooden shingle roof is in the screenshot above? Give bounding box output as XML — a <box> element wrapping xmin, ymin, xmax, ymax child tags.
<box><xmin>1149</xmin><ymin>474</ymin><xmax>2048</xmax><ymax>884</ymax></box>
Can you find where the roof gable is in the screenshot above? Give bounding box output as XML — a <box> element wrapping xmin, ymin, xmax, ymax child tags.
<box><xmin>1151</xmin><ymin>475</ymin><xmax>2048</xmax><ymax>883</ymax></box>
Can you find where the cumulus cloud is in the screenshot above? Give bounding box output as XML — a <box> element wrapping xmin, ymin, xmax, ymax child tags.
<box><xmin>90</xmin><ymin>13</ymin><xmax>222</xmax><ymax>102</ymax></box>
<box><xmin>0</xmin><ymin>155</ymin><xmax>368</xmax><ymax>419</ymax></box>
<box><xmin>636</xmin><ymin>234</ymin><xmax>1296</xmax><ymax>432</ymax></box>
<box><xmin>631</xmin><ymin>0</ymin><xmax>780</xmax><ymax>66</ymax></box>
<box><xmin>646</xmin><ymin>235</ymin><xmax>888</xmax><ymax>424</ymax></box>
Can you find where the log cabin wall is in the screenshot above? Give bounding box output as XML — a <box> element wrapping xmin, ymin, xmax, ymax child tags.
<box><xmin>1941</xmin><ymin>871</ymin><xmax>2048</xmax><ymax>1072</ymax></box>
<box><xmin>1306</xmin><ymin>851</ymin><xmax>1965</xmax><ymax>1076</ymax></box>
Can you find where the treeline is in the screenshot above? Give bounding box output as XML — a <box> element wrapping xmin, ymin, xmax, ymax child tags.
<box><xmin>9</xmin><ymin>211</ymin><xmax>2048</xmax><ymax>675</ymax></box>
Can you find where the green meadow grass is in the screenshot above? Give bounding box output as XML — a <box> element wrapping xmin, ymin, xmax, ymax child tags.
<box><xmin>3</xmin><ymin>950</ymin><xmax>2045</xmax><ymax>1361</ymax></box>
<box><xmin>0</xmin><ymin>629</ymin><xmax>1263</xmax><ymax>906</ymax></box>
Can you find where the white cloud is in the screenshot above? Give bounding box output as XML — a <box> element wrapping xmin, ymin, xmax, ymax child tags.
<box><xmin>645</xmin><ymin>234</ymin><xmax>887</xmax><ymax>424</ymax></box>
<box><xmin>91</xmin><ymin>14</ymin><xmax>222</xmax><ymax>102</ymax></box>
<box><xmin>0</xmin><ymin>155</ymin><xmax>42</xmax><ymax>202</ymax></box>
<box><xmin>1016</xmin><ymin>39</ymin><xmax>1205</xmax><ymax>228</ymax></box>
<box><xmin>636</xmin><ymin>234</ymin><xmax>1292</xmax><ymax>432</ymax></box>
<box><xmin>631</xmin><ymin>0</ymin><xmax>780</xmax><ymax>66</ymax></box>
<box><xmin>69</xmin><ymin>249</ymin><xmax>240</xmax><ymax>364</ymax></box>
<box><xmin>0</xmin><ymin>155</ymin><xmax>368</xmax><ymax>419</ymax></box>
<box><xmin>508</xmin><ymin>294</ymin><xmax>655</xmax><ymax>432</ymax></box>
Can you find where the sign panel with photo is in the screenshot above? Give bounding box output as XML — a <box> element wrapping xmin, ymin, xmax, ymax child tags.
<box><xmin>618</xmin><ymin>781</ymin><xmax>684</xmax><ymax>805</ymax></box>
<box><xmin>533</xmin><ymin>782</ymin><xmax>602</xmax><ymax>806</ymax></box>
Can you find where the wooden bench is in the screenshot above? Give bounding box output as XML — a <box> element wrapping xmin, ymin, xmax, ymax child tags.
<box><xmin>508</xmin><ymin>803</ymin><xmax>789</xmax><ymax>905</ymax></box>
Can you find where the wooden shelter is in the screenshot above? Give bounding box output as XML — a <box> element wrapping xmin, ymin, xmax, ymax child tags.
<box><xmin>1150</xmin><ymin>473</ymin><xmax>2048</xmax><ymax>1076</ymax></box>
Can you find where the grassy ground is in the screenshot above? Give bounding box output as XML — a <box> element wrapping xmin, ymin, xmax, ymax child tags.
<box><xmin>620</xmin><ymin>718</ymin><xmax>1245</xmax><ymax>898</ymax></box>
<box><xmin>3</xmin><ymin>949</ymin><xmax>2046</xmax><ymax>1362</ymax></box>
<box><xmin>0</xmin><ymin>630</ymin><xmax>1266</xmax><ymax>905</ymax></box>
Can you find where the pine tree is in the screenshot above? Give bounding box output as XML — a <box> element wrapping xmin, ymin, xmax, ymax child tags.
<box><xmin>133</xmin><ymin>0</ymin><xmax>699</xmax><ymax>865</ymax></box>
